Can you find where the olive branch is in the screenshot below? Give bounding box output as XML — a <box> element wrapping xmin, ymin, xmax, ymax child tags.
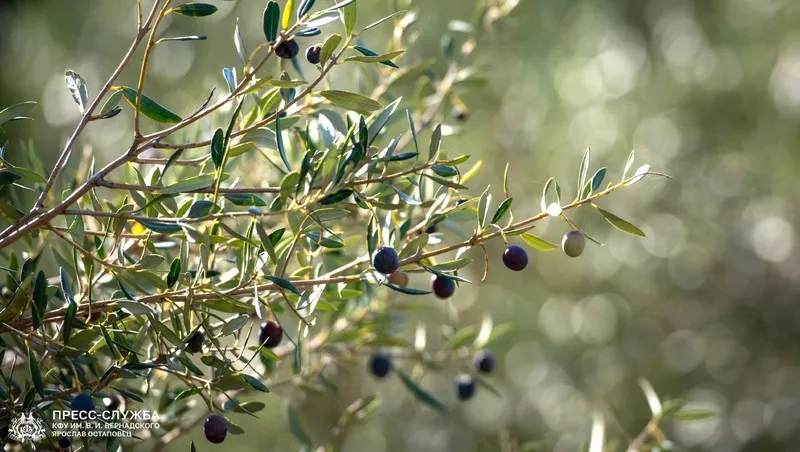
<box><xmin>0</xmin><ymin>1</ymin><xmax>691</xmax><ymax>450</ymax></box>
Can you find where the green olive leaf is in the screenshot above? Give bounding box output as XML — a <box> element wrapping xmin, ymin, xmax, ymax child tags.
<box><xmin>320</xmin><ymin>90</ymin><xmax>382</xmax><ymax>113</ymax></box>
<box><xmin>120</xmin><ymin>87</ymin><xmax>181</xmax><ymax>123</ymax></box>
<box><xmin>263</xmin><ymin>1</ymin><xmax>281</xmax><ymax>42</ymax></box>
<box><xmin>596</xmin><ymin>207</ymin><xmax>646</xmax><ymax>237</ymax></box>
<box><xmin>171</xmin><ymin>3</ymin><xmax>218</xmax><ymax>17</ymax></box>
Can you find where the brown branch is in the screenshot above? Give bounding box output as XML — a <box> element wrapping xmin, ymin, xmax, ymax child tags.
<box><xmin>96</xmin><ymin>179</ymin><xmax>281</xmax><ymax>194</ymax></box>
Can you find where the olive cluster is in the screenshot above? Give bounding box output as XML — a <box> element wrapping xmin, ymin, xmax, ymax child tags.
<box><xmin>369</xmin><ymin>349</ymin><xmax>497</xmax><ymax>402</ymax></box>
<box><xmin>271</xmin><ymin>39</ymin><xmax>324</xmax><ymax>66</ymax></box>
<box><xmin>371</xmin><ymin>230</ymin><xmax>588</xmax><ymax>300</ymax></box>
<box><xmin>202</xmin><ymin>319</ymin><xmax>284</xmax><ymax>443</ymax></box>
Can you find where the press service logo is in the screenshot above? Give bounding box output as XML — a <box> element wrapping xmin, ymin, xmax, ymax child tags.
<box><xmin>8</xmin><ymin>412</ymin><xmax>45</xmax><ymax>442</ymax></box>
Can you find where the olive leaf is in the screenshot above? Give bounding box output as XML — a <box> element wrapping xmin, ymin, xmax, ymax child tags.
<box><xmin>211</xmin><ymin>128</ymin><xmax>225</xmax><ymax>168</ymax></box>
<box><xmin>0</xmin><ymin>170</ymin><xmax>22</xmax><ymax>186</ymax></box>
<box><xmin>341</xmin><ymin>0</ymin><xmax>357</xmax><ymax>36</ymax></box>
<box><xmin>320</xmin><ymin>90</ymin><xmax>382</xmax><ymax>113</ymax></box>
<box><xmin>263</xmin><ymin>1</ymin><xmax>281</xmax><ymax>42</ymax></box>
<box><xmin>64</xmin><ymin>70</ymin><xmax>88</xmax><ymax>113</ymax></box>
<box><xmin>396</xmin><ymin>369</ymin><xmax>446</xmax><ymax>412</ymax></box>
<box><xmin>120</xmin><ymin>87</ymin><xmax>181</xmax><ymax>123</ymax></box>
<box><xmin>297</xmin><ymin>0</ymin><xmax>315</xmax><ymax>18</ymax></box>
<box><xmin>0</xmin><ymin>101</ymin><xmax>36</xmax><ymax>126</ymax></box>
<box><xmin>596</xmin><ymin>207</ymin><xmax>646</xmax><ymax>237</ymax></box>
<box><xmin>347</xmin><ymin>46</ymin><xmax>402</xmax><ymax>68</ymax></box>
<box><xmin>520</xmin><ymin>232</ymin><xmax>558</xmax><ymax>251</ymax></box>
<box><xmin>171</xmin><ymin>3</ymin><xmax>218</xmax><ymax>17</ymax></box>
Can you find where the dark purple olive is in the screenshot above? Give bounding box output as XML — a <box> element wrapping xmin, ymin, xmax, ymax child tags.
<box><xmin>451</xmin><ymin>108</ymin><xmax>469</xmax><ymax>121</ymax></box>
<box><xmin>258</xmin><ymin>320</ymin><xmax>283</xmax><ymax>348</ymax></box>
<box><xmin>373</xmin><ymin>246</ymin><xmax>400</xmax><ymax>275</ymax></box>
<box><xmin>275</xmin><ymin>39</ymin><xmax>300</xmax><ymax>59</ymax></box>
<box><xmin>431</xmin><ymin>275</ymin><xmax>456</xmax><ymax>299</ymax></box>
<box><xmin>58</xmin><ymin>437</ymin><xmax>71</xmax><ymax>449</ymax></box>
<box><xmin>368</xmin><ymin>351</ymin><xmax>392</xmax><ymax>378</ymax></box>
<box><xmin>473</xmin><ymin>350</ymin><xmax>496</xmax><ymax>374</ymax></box>
<box><xmin>204</xmin><ymin>414</ymin><xmax>227</xmax><ymax>444</ymax></box>
<box><xmin>186</xmin><ymin>330</ymin><xmax>204</xmax><ymax>354</ymax></box>
<box><xmin>70</xmin><ymin>393</ymin><xmax>95</xmax><ymax>413</ymax></box>
<box><xmin>306</xmin><ymin>45</ymin><xmax>321</xmax><ymax>64</ymax></box>
<box><xmin>502</xmin><ymin>245</ymin><xmax>528</xmax><ymax>271</ymax></box>
<box><xmin>454</xmin><ymin>374</ymin><xmax>476</xmax><ymax>401</ymax></box>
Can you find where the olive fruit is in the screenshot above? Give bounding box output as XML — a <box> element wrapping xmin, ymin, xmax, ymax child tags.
<box><xmin>372</xmin><ymin>246</ymin><xmax>400</xmax><ymax>275</ymax></box>
<box><xmin>473</xmin><ymin>350</ymin><xmax>496</xmax><ymax>374</ymax></box>
<box><xmin>561</xmin><ymin>230</ymin><xmax>586</xmax><ymax>258</ymax></box>
<box><xmin>451</xmin><ymin>108</ymin><xmax>469</xmax><ymax>121</ymax></box>
<box><xmin>186</xmin><ymin>330</ymin><xmax>204</xmax><ymax>354</ymax></box>
<box><xmin>70</xmin><ymin>393</ymin><xmax>95</xmax><ymax>413</ymax></box>
<box><xmin>502</xmin><ymin>245</ymin><xmax>528</xmax><ymax>271</ymax></box>
<box><xmin>431</xmin><ymin>275</ymin><xmax>456</xmax><ymax>299</ymax></box>
<box><xmin>204</xmin><ymin>414</ymin><xmax>227</xmax><ymax>444</ymax></box>
<box><xmin>368</xmin><ymin>351</ymin><xmax>392</xmax><ymax>378</ymax></box>
<box><xmin>306</xmin><ymin>45</ymin><xmax>321</xmax><ymax>64</ymax></box>
<box><xmin>58</xmin><ymin>437</ymin><xmax>71</xmax><ymax>449</ymax></box>
<box><xmin>275</xmin><ymin>39</ymin><xmax>300</xmax><ymax>59</ymax></box>
<box><xmin>258</xmin><ymin>320</ymin><xmax>283</xmax><ymax>348</ymax></box>
<box><xmin>454</xmin><ymin>374</ymin><xmax>476</xmax><ymax>401</ymax></box>
<box><xmin>387</xmin><ymin>271</ymin><xmax>409</xmax><ymax>287</ymax></box>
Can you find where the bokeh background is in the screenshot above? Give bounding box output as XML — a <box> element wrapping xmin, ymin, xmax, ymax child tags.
<box><xmin>1</xmin><ymin>0</ymin><xmax>800</xmax><ymax>451</ymax></box>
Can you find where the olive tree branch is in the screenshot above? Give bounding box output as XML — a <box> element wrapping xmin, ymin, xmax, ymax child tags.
<box><xmin>0</xmin><ymin>22</ymin><xmax>348</xmax><ymax>250</ymax></box>
<box><xmin>28</xmin><ymin>0</ymin><xmax>162</xmax><ymax>213</ymax></box>
<box><xmin>133</xmin><ymin>0</ymin><xmax>172</xmax><ymax>136</ymax></box>
<box><xmin>0</xmin><ymin>178</ymin><xmax>638</xmax><ymax>336</ymax></box>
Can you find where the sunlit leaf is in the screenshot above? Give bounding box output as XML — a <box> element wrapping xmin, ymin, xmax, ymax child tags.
<box><xmin>428</xmin><ymin>124</ymin><xmax>441</xmax><ymax>162</ymax></box>
<box><xmin>120</xmin><ymin>87</ymin><xmax>181</xmax><ymax>123</ymax></box>
<box><xmin>626</xmin><ymin>164</ymin><xmax>650</xmax><ymax>186</ymax></box>
<box><xmin>0</xmin><ymin>101</ymin><xmax>36</xmax><ymax>127</ymax></box>
<box><xmin>64</xmin><ymin>70</ymin><xmax>88</xmax><ymax>113</ymax></box>
<box><xmin>320</xmin><ymin>90</ymin><xmax>382</xmax><ymax>113</ymax></box>
<box><xmin>297</xmin><ymin>0</ymin><xmax>316</xmax><ymax>18</ymax></box>
<box><xmin>158</xmin><ymin>35</ymin><xmax>207</xmax><ymax>43</ymax></box>
<box><xmin>275</xmin><ymin>115</ymin><xmax>291</xmax><ymax>171</ymax></box>
<box><xmin>348</xmin><ymin>46</ymin><xmax>402</xmax><ymax>68</ymax></box>
<box><xmin>234</xmin><ymin>18</ymin><xmax>247</xmax><ymax>66</ymax></box>
<box><xmin>673</xmin><ymin>410</ymin><xmax>715</xmax><ymax>421</ymax></box>
<box><xmin>596</xmin><ymin>207</ymin><xmax>646</xmax><ymax>237</ymax></box>
<box><xmin>157</xmin><ymin>174</ymin><xmax>215</xmax><ymax>194</ymax></box>
<box><xmin>520</xmin><ymin>232</ymin><xmax>558</xmax><ymax>251</ymax></box>
<box><xmin>341</xmin><ymin>0</ymin><xmax>356</xmax><ymax>36</ymax></box>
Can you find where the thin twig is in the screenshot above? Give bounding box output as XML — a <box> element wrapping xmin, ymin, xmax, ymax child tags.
<box><xmin>29</xmin><ymin>0</ymin><xmax>162</xmax><ymax>212</ymax></box>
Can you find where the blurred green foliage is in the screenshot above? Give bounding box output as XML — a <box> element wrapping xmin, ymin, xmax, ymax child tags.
<box><xmin>1</xmin><ymin>0</ymin><xmax>800</xmax><ymax>451</ymax></box>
